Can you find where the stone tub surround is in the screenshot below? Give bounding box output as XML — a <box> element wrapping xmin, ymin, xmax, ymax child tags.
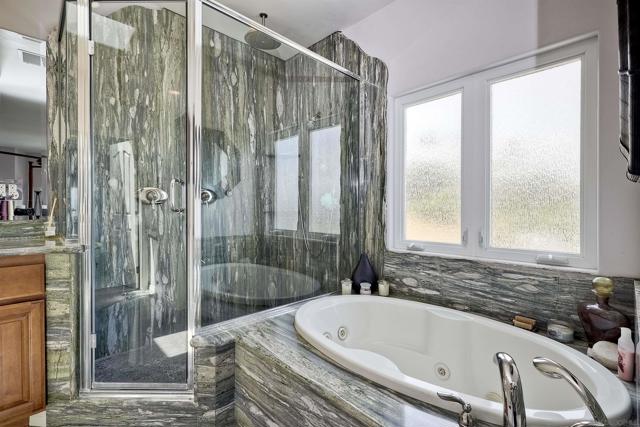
<box><xmin>233</xmin><ymin>312</ymin><xmax>479</xmax><ymax>427</ymax></box>
<box><xmin>189</xmin><ymin>304</ymin><xmax>480</xmax><ymax>427</ymax></box>
<box><xmin>384</xmin><ymin>250</ymin><xmax>636</xmax><ymax>342</ymax></box>
<box><xmin>193</xmin><ymin>300</ymin><xmax>635</xmax><ymax>427</ymax></box>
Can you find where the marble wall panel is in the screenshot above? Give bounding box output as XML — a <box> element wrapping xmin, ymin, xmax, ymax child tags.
<box><xmin>194</xmin><ymin>343</ymin><xmax>236</xmax><ymax>426</ymax></box>
<box><xmin>47</xmin><ymin>7</ymin><xmax>78</xmax><ymax>240</ymax></box>
<box><xmin>45</xmin><ymin>252</ymin><xmax>79</xmax><ymax>402</ymax></box>
<box><xmin>385</xmin><ymin>250</ymin><xmax>636</xmax><ymax>341</ymax></box>
<box><xmin>200</xmin><ymin>27</ymin><xmax>368</xmax><ymax>325</ymax></box>
<box><xmin>307</xmin><ymin>32</ymin><xmax>388</xmax><ymax>281</ymax></box>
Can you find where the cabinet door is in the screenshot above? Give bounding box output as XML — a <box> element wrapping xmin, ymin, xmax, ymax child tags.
<box><xmin>0</xmin><ymin>300</ymin><xmax>45</xmax><ymax>426</ymax></box>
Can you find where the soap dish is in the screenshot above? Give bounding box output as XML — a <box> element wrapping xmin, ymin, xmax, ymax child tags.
<box><xmin>546</xmin><ymin>320</ymin><xmax>574</xmax><ymax>343</ymax></box>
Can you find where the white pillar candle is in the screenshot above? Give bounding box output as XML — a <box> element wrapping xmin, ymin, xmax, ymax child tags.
<box><xmin>378</xmin><ymin>280</ymin><xmax>389</xmax><ymax>296</ymax></box>
<box><xmin>360</xmin><ymin>282</ymin><xmax>372</xmax><ymax>295</ymax></box>
<box><xmin>341</xmin><ymin>279</ymin><xmax>352</xmax><ymax>295</ymax></box>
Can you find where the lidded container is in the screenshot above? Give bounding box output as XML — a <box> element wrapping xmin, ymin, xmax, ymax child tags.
<box><xmin>578</xmin><ymin>277</ymin><xmax>629</xmax><ymax>346</ymax></box>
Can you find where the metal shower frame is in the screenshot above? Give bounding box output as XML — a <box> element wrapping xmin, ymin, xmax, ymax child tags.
<box><xmin>74</xmin><ymin>0</ymin><xmax>360</xmax><ymax>395</ymax></box>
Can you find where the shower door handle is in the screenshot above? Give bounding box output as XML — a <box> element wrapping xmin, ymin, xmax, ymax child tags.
<box><xmin>169</xmin><ymin>178</ymin><xmax>185</xmax><ymax>213</ymax></box>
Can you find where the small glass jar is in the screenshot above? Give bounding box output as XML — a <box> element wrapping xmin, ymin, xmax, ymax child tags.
<box><xmin>360</xmin><ymin>282</ymin><xmax>372</xmax><ymax>295</ymax></box>
<box><xmin>378</xmin><ymin>280</ymin><xmax>389</xmax><ymax>296</ymax></box>
<box><xmin>341</xmin><ymin>279</ymin><xmax>352</xmax><ymax>295</ymax></box>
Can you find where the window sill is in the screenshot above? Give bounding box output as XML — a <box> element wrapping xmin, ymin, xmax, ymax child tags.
<box><xmin>268</xmin><ymin>229</ymin><xmax>339</xmax><ymax>244</ymax></box>
<box><xmin>386</xmin><ymin>246</ymin><xmax>599</xmax><ymax>275</ymax></box>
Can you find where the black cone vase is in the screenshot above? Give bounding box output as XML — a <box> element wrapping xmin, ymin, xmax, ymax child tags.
<box><xmin>351</xmin><ymin>253</ymin><xmax>378</xmax><ymax>294</ymax></box>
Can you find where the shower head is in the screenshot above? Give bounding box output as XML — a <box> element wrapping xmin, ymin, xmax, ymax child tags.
<box><xmin>244</xmin><ymin>13</ymin><xmax>282</xmax><ymax>50</ymax></box>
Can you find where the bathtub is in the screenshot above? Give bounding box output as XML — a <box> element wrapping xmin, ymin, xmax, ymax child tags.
<box><xmin>294</xmin><ymin>295</ymin><xmax>631</xmax><ymax>427</ymax></box>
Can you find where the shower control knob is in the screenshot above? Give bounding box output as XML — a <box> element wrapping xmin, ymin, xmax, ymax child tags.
<box><xmin>201</xmin><ymin>189</ymin><xmax>217</xmax><ymax>205</ymax></box>
<box><xmin>138</xmin><ymin>187</ymin><xmax>168</xmax><ymax>205</ymax></box>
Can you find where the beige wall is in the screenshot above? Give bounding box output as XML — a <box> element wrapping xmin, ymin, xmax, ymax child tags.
<box><xmin>344</xmin><ymin>0</ymin><xmax>640</xmax><ymax>277</ymax></box>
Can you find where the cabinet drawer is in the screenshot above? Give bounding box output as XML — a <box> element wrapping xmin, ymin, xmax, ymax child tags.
<box><xmin>0</xmin><ymin>263</ymin><xmax>45</xmax><ymax>306</ymax></box>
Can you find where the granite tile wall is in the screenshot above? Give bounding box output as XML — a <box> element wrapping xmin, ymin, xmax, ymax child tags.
<box><xmin>307</xmin><ymin>32</ymin><xmax>389</xmax><ymax>281</ymax></box>
<box><xmin>200</xmin><ymin>26</ymin><xmax>374</xmax><ymax>326</ymax></box>
<box><xmin>199</xmin><ymin>24</ymin><xmax>342</xmax><ymax>324</ymax></box>
<box><xmin>47</xmin><ymin>399</ymin><xmax>203</xmax><ymax>427</ymax></box>
<box><xmin>192</xmin><ymin>335</ymin><xmax>236</xmax><ymax>426</ymax></box>
<box><xmin>201</xmin><ymin>24</ymin><xmax>283</xmax><ymax>273</ymax></box>
<box><xmin>47</xmin><ymin>5</ymin><xmax>78</xmax><ymax>240</ymax></box>
<box><xmin>258</xmin><ymin>40</ymin><xmax>360</xmax><ymax>292</ymax></box>
<box><xmin>196</xmin><ymin>31</ymin><xmax>388</xmax><ymax>425</ymax></box>
<box><xmin>385</xmin><ymin>250</ymin><xmax>636</xmax><ymax>341</ymax></box>
<box><xmin>45</xmin><ymin>252</ymin><xmax>79</xmax><ymax>402</ymax></box>
<box><xmin>43</xmin><ymin>10</ymin><xmax>387</xmax><ymax>423</ymax></box>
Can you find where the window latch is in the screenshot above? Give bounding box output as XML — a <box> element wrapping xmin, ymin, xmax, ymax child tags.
<box><xmin>462</xmin><ymin>228</ymin><xmax>468</xmax><ymax>246</ymax></box>
<box><xmin>478</xmin><ymin>230</ymin><xmax>484</xmax><ymax>248</ymax></box>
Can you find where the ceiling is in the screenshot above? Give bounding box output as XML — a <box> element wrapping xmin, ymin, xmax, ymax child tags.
<box><xmin>213</xmin><ymin>0</ymin><xmax>395</xmax><ymax>48</ymax></box>
<box><xmin>0</xmin><ymin>0</ymin><xmax>394</xmax><ymax>47</ymax></box>
<box><xmin>0</xmin><ymin>0</ymin><xmax>394</xmax><ymax>155</ymax></box>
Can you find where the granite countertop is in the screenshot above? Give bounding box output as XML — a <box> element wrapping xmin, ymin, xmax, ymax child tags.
<box><xmin>0</xmin><ymin>238</ymin><xmax>84</xmax><ymax>256</ymax></box>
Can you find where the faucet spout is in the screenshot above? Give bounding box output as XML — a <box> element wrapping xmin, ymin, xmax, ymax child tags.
<box><xmin>532</xmin><ymin>357</ymin><xmax>609</xmax><ymax>426</ymax></box>
<box><xmin>495</xmin><ymin>352</ymin><xmax>527</xmax><ymax>427</ymax></box>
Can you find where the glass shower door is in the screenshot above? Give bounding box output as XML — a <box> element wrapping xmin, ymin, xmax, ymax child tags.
<box><xmin>90</xmin><ymin>1</ymin><xmax>188</xmax><ymax>387</ymax></box>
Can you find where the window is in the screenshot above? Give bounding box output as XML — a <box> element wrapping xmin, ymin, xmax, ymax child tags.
<box><xmin>310</xmin><ymin>126</ymin><xmax>341</xmax><ymax>234</ymax></box>
<box><xmin>274</xmin><ymin>136</ymin><xmax>299</xmax><ymax>231</ymax></box>
<box><xmin>405</xmin><ymin>92</ymin><xmax>462</xmax><ymax>244</ymax></box>
<box><xmin>391</xmin><ymin>36</ymin><xmax>598</xmax><ymax>268</ymax></box>
<box><xmin>490</xmin><ymin>60</ymin><xmax>581</xmax><ymax>254</ymax></box>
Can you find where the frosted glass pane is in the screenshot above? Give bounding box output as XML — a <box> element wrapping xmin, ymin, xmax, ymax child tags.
<box><xmin>404</xmin><ymin>93</ymin><xmax>462</xmax><ymax>244</ymax></box>
<box><xmin>275</xmin><ymin>136</ymin><xmax>299</xmax><ymax>230</ymax></box>
<box><xmin>310</xmin><ymin>126</ymin><xmax>341</xmax><ymax>234</ymax></box>
<box><xmin>490</xmin><ymin>60</ymin><xmax>581</xmax><ymax>253</ymax></box>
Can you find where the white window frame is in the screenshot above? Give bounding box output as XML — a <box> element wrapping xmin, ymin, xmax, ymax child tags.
<box><xmin>389</xmin><ymin>35</ymin><xmax>599</xmax><ymax>270</ymax></box>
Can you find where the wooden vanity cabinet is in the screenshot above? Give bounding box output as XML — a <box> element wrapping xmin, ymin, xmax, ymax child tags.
<box><xmin>0</xmin><ymin>255</ymin><xmax>46</xmax><ymax>427</ymax></box>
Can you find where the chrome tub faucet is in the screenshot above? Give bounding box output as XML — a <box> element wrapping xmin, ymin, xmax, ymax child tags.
<box><xmin>436</xmin><ymin>353</ymin><xmax>609</xmax><ymax>427</ymax></box>
<box><xmin>495</xmin><ymin>352</ymin><xmax>527</xmax><ymax>427</ymax></box>
<box><xmin>533</xmin><ymin>357</ymin><xmax>609</xmax><ymax>427</ymax></box>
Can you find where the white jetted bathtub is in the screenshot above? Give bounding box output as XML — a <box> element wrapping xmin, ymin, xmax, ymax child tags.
<box><xmin>294</xmin><ymin>296</ymin><xmax>631</xmax><ymax>427</ymax></box>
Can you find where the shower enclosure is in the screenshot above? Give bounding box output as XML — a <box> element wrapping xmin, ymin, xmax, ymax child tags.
<box><xmin>68</xmin><ymin>0</ymin><xmax>361</xmax><ymax>392</ymax></box>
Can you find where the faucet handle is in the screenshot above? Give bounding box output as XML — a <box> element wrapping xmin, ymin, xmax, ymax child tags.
<box><xmin>438</xmin><ymin>392</ymin><xmax>473</xmax><ymax>426</ymax></box>
<box><xmin>437</xmin><ymin>392</ymin><xmax>472</xmax><ymax>412</ymax></box>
